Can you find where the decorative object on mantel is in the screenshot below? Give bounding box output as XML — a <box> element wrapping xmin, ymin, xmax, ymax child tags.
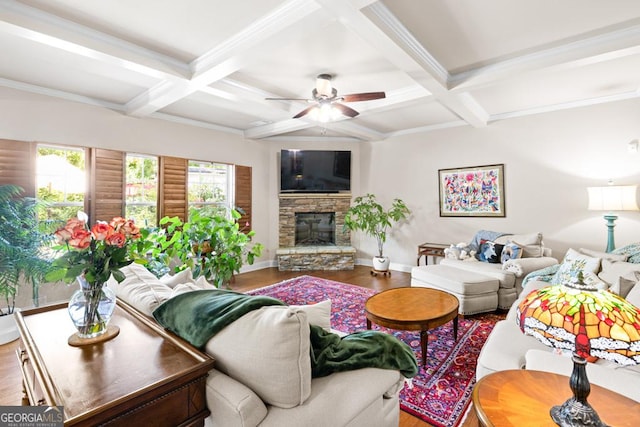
<box><xmin>438</xmin><ymin>164</ymin><xmax>505</xmax><ymax>217</ymax></box>
<box><xmin>343</xmin><ymin>194</ymin><xmax>411</xmax><ymax>276</ymax></box>
<box><xmin>46</xmin><ymin>212</ymin><xmax>141</xmax><ymax>344</ymax></box>
<box><xmin>516</xmin><ymin>272</ymin><xmax>640</xmax><ymax>427</ymax></box>
<box><xmin>587</xmin><ymin>181</ymin><xmax>639</xmax><ymax>253</ymax></box>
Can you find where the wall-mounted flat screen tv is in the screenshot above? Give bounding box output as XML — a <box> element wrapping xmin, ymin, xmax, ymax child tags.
<box><xmin>280</xmin><ymin>150</ymin><xmax>351</xmax><ymax>193</ymax></box>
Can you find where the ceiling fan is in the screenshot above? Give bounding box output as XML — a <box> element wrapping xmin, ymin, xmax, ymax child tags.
<box><xmin>266</xmin><ymin>74</ymin><xmax>385</xmax><ymax>121</ymax></box>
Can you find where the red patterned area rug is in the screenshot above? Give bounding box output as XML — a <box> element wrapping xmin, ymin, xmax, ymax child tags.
<box><xmin>248</xmin><ymin>275</ymin><xmax>504</xmax><ymax>427</ymax></box>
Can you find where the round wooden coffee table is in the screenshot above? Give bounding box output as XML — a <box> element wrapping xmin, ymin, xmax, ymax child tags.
<box><xmin>365</xmin><ymin>287</ymin><xmax>459</xmax><ymax>367</ymax></box>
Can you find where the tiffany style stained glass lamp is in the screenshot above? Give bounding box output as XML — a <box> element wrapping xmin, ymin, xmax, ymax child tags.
<box><xmin>516</xmin><ymin>275</ymin><xmax>640</xmax><ymax>427</ymax></box>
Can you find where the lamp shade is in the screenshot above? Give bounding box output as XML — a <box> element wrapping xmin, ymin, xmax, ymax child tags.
<box><xmin>587</xmin><ymin>185</ymin><xmax>639</xmax><ymax>211</ymax></box>
<box><xmin>516</xmin><ymin>282</ymin><xmax>640</xmax><ymax>366</ymax></box>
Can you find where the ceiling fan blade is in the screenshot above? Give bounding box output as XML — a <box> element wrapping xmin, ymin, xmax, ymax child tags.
<box><xmin>341</xmin><ymin>92</ymin><xmax>386</xmax><ymax>102</ymax></box>
<box><xmin>333</xmin><ymin>103</ymin><xmax>359</xmax><ymax>118</ymax></box>
<box><xmin>293</xmin><ymin>105</ymin><xmax>317</xmax><ymax>119</ymax></box>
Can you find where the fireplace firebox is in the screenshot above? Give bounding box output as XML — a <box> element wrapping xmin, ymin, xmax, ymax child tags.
<box><xmin>295</xmin><ymin>212</ymin><xmax>335</xmax><ymax>246</ymax></box>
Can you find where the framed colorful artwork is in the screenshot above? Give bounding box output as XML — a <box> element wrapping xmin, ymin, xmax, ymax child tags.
<box><xmin>438</xmin><ymin>164</ymin><xmax>506</xmax><ymax>217</ymax></box>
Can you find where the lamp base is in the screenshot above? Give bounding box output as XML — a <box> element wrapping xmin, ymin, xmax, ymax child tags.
<box><xmin>551</xmin><ymin>397</ymin><xmax>609</xmax><ymax>427</ymax></box>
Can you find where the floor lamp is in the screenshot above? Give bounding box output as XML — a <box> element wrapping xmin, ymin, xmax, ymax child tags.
<box><xmin>587</xmin><ymin>184</ymin><xmax>639</xmax><ymax>253</ymax></box>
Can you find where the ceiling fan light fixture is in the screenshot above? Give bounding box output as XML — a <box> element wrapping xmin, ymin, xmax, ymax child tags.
<box><xmin>308</xmin><ymin>102</ymin><xmax>341</xmax><ymax>122</ymax></box>
<box><xmin>315</xmin><ymin>74</ymin><xmax>333</xmax><ymax>97</ymax></box>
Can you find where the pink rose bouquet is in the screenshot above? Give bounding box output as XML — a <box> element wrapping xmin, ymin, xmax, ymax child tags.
<box><xmin>47</xmin><ymin>212</ymin><xmax>141</xmax><ymax>286</ymax></box>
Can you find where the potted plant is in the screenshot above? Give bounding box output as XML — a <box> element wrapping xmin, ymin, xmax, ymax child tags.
<box><xmin>343</xmin><ymin>193</ymin><xmax>411</xmax><ymax>273</ymax></box>
<box><xmin>132</xmin><ymin>208</ymin><xmax>263</xmax><ymax>288</ymax></box>
<box><xmin>0</xmin><ymin>185</ymin><xmax>53</xmax><ymax>344</ymax></box>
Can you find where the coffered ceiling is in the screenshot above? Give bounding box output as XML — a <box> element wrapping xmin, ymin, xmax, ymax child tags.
<box><xmin>2</xmin><ymin>0</ymin><xmax>640</xmax><ymax>142</ymax></box>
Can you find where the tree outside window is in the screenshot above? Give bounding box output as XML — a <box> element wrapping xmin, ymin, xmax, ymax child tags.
<box><xmin>36</xmin><ymin>145</ymin><xmax>85</xmax><ymax>226</ymax></box>
<box><xmin>188</xmin><ymin>160</ymin><xmax>233</xmax><ymax>220</ymax></box>
<box><xmin>126</xmin><ymin>154</ymin><xmax>158</xmax><ymax>227</ymax></box>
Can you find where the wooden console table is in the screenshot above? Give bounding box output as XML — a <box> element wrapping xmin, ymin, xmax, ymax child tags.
<box><xmin>417</xmin><ymin>242</ymin><xmax>448</xmax><ymax>265</ymax></box>
<box><xmin>472</xmin><ymin>369</ymin><xmax>640</xmax><ymax>427</ymax></box>
<box><xmin>15</xmin><ymin>300</ymin><xmax>215</xmax><ymax>426</ymax></box>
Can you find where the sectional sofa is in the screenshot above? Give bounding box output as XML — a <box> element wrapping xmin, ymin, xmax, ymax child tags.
<box><xmin>476</xmin><ymin>247</ymin><xmax>640</xmax><ymax>402</ymax></box>
<box><xmin>107</xmin><ymin>263</ymin><xmax>408</xmax><ymax>427</ymax></box>
<box><xmin>411</xmin><ymin>232</ymin><xmax>558</xmax><ymax>314</ymax></box>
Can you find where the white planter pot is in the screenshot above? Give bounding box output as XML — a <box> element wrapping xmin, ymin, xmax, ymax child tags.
<box><xmin>372</xmin><ymin>256</ymin><xmax>390</xmax><ymax>272</ymax></box>
<box><xmin>0</xmin><ymin>310</ymin><xmax>20</xmax><ymax>345</ymax></box>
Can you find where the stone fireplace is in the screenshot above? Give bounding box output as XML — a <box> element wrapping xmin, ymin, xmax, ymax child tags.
<box><xmin>277</xmin><ymin>193</ymin><xmax>355</xmax><ymax>271</ymax></box>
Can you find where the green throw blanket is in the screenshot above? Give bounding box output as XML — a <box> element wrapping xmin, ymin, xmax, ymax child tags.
<box><xmin>309</xmin><ymin>324</ymin><xmax>418</xmax><ymax>378</ymax></box>
<box><xmin>153</xmin><ymin>289</ymin><xmax>418</xmax><ymax>379</ymax></box>
<box><xmin>153</xmin><ymin>289</ymin><xmax>285</xmax><ymax>348</ymax></box>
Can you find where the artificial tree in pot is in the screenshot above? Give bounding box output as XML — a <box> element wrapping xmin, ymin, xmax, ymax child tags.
<box><xmin>0</xmin><ymin>185</ymin><xmax>53</xmax><ymax>343</ymax></box>
<box><xmin>343</xmin><ymin>193</ymin><xmax>411</xmax><ymax>272</ymax></box>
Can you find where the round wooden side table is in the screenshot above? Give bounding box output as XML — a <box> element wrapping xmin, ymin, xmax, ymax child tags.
<box><xmin>472</xmin><ymin>369</ymin><xmax>640</xmax><ymax>426</ymax></box>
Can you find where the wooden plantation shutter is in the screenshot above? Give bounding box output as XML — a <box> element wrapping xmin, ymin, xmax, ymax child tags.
<box><xmin>90</xmin><ymin>148</ymin><xmax>125</xmax><ymax>224</ymax></box>
<box><xmin>159</xmin><ymin>156</ymin><xmax>188</xmax><ymax>221</ymax></box>
<box><xmin>0</xmin><ymin>139</ymin><xmax>36</xmax><ymax>197</ymax></box>
<box><xmin>234</xmin><ymin>165</ymin><xmax>252</xmax><ymax>232</ymax></box>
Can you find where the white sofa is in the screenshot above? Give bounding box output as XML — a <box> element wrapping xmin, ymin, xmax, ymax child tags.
<box><xmin>476</xmin><ymin>247</ymin><xmax>640</xmax><ymax>402</ymax></box>
<box><xmin>411</xmin><ymin>232</ymin><xmax>558</xmax><ymax>315</ymax></box>
<box><xmin>107</xmin><ymin>263</ymin><xmax>406</xmax><ymax>427</ymax></box>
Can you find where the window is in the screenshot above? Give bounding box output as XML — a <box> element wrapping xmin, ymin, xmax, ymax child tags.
<box><xmin>126</xmin><ymin>154</ymin><xmax>158</xmax><ymax>227</ymax></box>
<box><xmin>36</xmin><ymin>145</ymin><xmax>86</xmax><ymax>225</ymax></box>
<box><xmin>188</xmin><ymin>160</ymin><xmax>233</xmax><ymax>219</ymax></box>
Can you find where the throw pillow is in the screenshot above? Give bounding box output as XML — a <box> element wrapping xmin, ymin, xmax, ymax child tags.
<box><xmin>159</xmin><ymin>268</ymin><xmax>194</xmax><ymax>288</ymax></box>
<box><xmin>107</xmin><ymin>263</ymin><xmax>173</xmax><ymax>317</ymax></box>
<box><xmin>170</xmin><ymin>282</ymin><xmax>203</xmax><ymax>298</ymax></box>
<box><xmin>514</xmin><ymin>241</ymin><xmax>544</xmax><ymax>258</ymax></box>
<box><xmin>501</xmin><ymin>242</ymin><xmax>523</xmax><ymax>264</ymax></box>
<box><xmin>598</xmin><ymin>260</ymin><xmax>640</xmax><ymax>297</ymax></box>
<box><xmin>551</xmin><ymin>248</ymin><xmax>601</xmax><ymax>286</ymax></box>
<box><xmin>290</xmin><ymin>299</ymin><xmax>331</xmax><ymax>331</ymax></box>
<box><xmin>477</xmin><ymin>240</ymin><xmax>504</xmax><ymax>263</ymax></box>
<box><xmin>205</xmin><ymin>306</ymin><xmax>311</xmax><ymax>409</ymax></box>
<box><xmin>625</xmin><ymin>277</ymin><xmax>640</xmax><ymax>307</ymax></box>
<box><xmin>610</xmin><ymin>275</ymin><xmax>639</xmax><ymax>298</ymax></box>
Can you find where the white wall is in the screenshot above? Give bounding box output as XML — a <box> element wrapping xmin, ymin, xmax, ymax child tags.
<box><xmin>360</xmin><ymin>99</ymin><xmax>640</xmax><ymax>271</ymax></box>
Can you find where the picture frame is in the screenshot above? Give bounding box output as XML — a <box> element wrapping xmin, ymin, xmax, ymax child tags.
<box><xmin>438</xmin><ymin>164</ymin><xmax>505</xmax><ymax>217</ymax></box>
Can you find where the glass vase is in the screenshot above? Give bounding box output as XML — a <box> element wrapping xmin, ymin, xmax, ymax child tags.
<box><xmin>68</xmin><ymin>276</ymin><xmax>116</xmax><ymax>339</ymax></box>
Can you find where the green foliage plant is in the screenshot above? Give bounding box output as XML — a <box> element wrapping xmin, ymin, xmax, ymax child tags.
<box><xmin>0</xmin><ymin>185</ymin><xmax>54</xmax><ymax>315</ymax></box>
<box><xmin>130</xmin><ymin>209</ymin><xmax>263</xmax><ymax>288</ymax></box>
<box><xmin>343</xmin><ymin>193</ymin><xmax>411</xmax><ymax>258</ymax></box>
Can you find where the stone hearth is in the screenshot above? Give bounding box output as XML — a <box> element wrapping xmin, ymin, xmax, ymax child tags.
<box><xmin>277</xmin><ymin>193</ymin><xmax>355</xmax><ymax>271</ymax></box>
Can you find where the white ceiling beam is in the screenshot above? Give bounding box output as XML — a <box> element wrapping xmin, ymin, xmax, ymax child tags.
<box><xmin>0</xmin><ymin>76</ymin><xmax>124</xmax><ymax>110</ymax></box>
<box><xmin>489</xmin><ymin>90</ymin><xmax>640</xmax><ymax>122</ymax></box>
<box><xmin>126</xmin><ymin>0</ymin><xmax>328</xmax><ymax>117</ymax></box>
<box><xmin>450</xmin><ymin>24</ymin><xmax>640</xmax><ymax>92</ymax></box>
<box><xmin>243</xmin><ymin>119</ymin><xmax>312</xmax><ymax>139</ymax></box>
<box><xmin>0</xmin><ymin>0</ymin><xmax>188</xmax><ymax>79</ymax></box>
<box><xmin>325</xmin><ymin>120</ymin><xmax>385</xmax><ymax>140</ymax></box>
<box><xmin>261</xmin><ymin>135</ymin><xmax>363</xmax><ymax>143</ymax></box>
<box><xmin>320</xmin><ymin>0</ymin><xmax>489</xmax><ymax>128</ymax></box>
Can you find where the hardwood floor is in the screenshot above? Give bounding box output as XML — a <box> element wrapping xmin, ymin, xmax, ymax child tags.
<box><xmin>0</xmin><ymin>266</ymin><xmax>478</xmax><ymax>427</ymax></box>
